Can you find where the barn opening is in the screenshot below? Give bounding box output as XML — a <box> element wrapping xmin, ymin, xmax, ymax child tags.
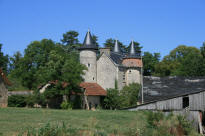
<box><xmin>182</xmin><ymin>96</ymin><xmax>189</xmax><ymax>108</ymax></box>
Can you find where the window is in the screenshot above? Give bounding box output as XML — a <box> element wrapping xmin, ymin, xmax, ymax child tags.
<box><xmin>88</xmin><ymin>63</ymin><xmax>90</xmax><ymax>67</ymax></box>
<box><xmin>183</xmin><ymin>96</ymin><xmax>189</xmax><ymax>108</ymax></box>
<box><xmin>129</xmin><ymin>70</ymin><xmax>131</xmax><ymax>73</ymax></box>
<box><xmin>93</xmin><ymin>77</ymin><xmax>95</xmax><ymax>80</ymax></box>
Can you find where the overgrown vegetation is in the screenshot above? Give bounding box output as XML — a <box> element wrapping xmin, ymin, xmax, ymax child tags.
<box><xmin>0</xmin><ymin>108</ymin><xmax>199</xmax><ymax>136</ymax></box>
<box><xmin>104</xmin><ymin>83</ymin><xmax>141</xmax><ymax>109</ymax></box>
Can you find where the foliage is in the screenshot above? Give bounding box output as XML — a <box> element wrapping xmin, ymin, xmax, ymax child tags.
<box><xmin>60</xmin><ymin>101</ymin><xmax>73</xmax><ymax>109</ymax></box>
<box><xmin>104</xmin><ymin>88</ymin><xmax>121</xmax><ymax>109</ymax></box>
<box><xmin>104</xmin><ymin>38</ymin><xmax>126</xmax><ymax>52</ymax></box>
<box><xmin>8</xmin><ymin>95</ymin><xmax>27</xmax><ymax>107</ymax></box>
<box><xmin>120</xmin><ymin>83</ymin><xmax>140</xmax><ymax>107</ymax></box>
<box><xmin>143</xmin><ymin>112</ymin><xmax>200</xmax><ymax>136</ymax></box>
<box><xmin>143</xmin><ymin>52</ymin><xmax>160</xmax><ymax>76</ymax></box>
<box><xmin>0</xmin><ymin>43</ymin><xmax>9</xmax><ymax>73</ymax></box>
<box><xmin>126</xmin><ymin>41</ymin><xmax>142</xmax><ymax>53</ymax></box>
<box><xmin>155</xmin><ymin>45</ymin><xmax>205</xmax><ymax>76</ymax></box>
<box><xmin>104</xmin><ymin>83</ymin><xmax>140</xmax><ymax>109</ymax></box>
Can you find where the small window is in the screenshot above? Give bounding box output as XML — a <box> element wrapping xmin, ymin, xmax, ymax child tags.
<box><xmin>183</xmin><ymin>96</ymin><xmax>189</xmax><ymax>108</ymax></box>
<box><xmin>93</xmin><ymin>77</ymin><xmax>95</xmax><ymax>80</ymax></box>
<box><xmin>88</xmin><ymin>63</ymin><xmax>90</xmax><ymax>67</ymax></box>
<box><xmin>129</xmin><ymin>70</ymin><xmax>131</xmax><ymax>73</ymax></box>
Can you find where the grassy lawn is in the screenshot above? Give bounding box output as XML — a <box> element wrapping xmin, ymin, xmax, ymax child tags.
<box><xmin>0</xmin><ymin>108</ymin><xmax>147</xmax><ymax>136</ymax></box>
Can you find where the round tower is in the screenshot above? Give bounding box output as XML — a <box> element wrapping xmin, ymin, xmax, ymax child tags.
<box><xmin>122</xmin><ymin>40</ymin><xmax>142</xmax><ymax>85</ymax></box>
<box><xmin>79</xmin><ymin>30</ymin><xmax>98</xmax><ymax>83</ymax></box>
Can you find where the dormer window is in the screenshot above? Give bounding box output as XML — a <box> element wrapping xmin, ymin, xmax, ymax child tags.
<box><xmin>88</xmin><ymin>63</ymin><xmax>90</xmax><ymax>67</ymax></box>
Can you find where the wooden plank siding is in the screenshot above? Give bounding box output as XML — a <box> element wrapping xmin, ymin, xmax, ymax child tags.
<box><xmin>189</xmin><ymin>91</ymin><xmax>205</xmax><ymax>111</ymax></box>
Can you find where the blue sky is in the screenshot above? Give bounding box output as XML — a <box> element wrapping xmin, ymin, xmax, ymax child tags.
<box><xmin>0</xmin><ymin>0</ymin><xmax>205</xmax><ymax>57</ymax></box>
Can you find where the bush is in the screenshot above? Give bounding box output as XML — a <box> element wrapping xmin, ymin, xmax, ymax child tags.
<box><xmin>60</xmin><ymin>101</ymin><xmax>73</xmax><ymax>109</ymax></box>
<box><xmin>8</xmin><ymin>95</ymin><xmax>27</xmax><ymax>107</ymax></box>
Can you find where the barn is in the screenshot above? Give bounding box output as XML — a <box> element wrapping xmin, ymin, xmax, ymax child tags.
<box><xmin>0</xmin><ymin>68</ymin><xmax>11</xmax><ymax>107</ymax></box>
<box><xmin>125</xmin><ymin>76</ymin><xmax>205</xmax><ymax>133</ymax></box>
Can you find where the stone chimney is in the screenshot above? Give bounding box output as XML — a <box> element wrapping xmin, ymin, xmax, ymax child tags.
<box><xmin>99</xmin><ymin>48</ymin><xmax>111</xmax><ymax>56</ymax></box>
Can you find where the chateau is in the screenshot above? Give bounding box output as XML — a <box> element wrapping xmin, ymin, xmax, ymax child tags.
<box><xmin>79</xmin><ymin>30</ymin><xmax>143</xmax><ymax>90</ymax></box>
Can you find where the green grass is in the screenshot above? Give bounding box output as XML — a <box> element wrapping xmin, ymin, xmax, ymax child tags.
<box><xmin>0</xmin><ymin>108</ymin><xmax>147</xmax><ymax>136</ymax></box>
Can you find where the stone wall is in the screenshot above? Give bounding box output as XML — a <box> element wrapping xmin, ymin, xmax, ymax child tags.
<box><xmin>80</xmin><ymin>50</ymin><xmax>97</xmax><ymax>83</ymax></box>
<box><xmin>0</xmin><ymin>77</ymin><xmax>8</xmax><ymax>107</ymax></box>
<box><xmin>125</xmin><ymin>68</ymin><xmax>141</xmax><ymax>85</ymax></box>
<box><xmin>97</xmin><ymin>53</ymin><xmax>117</xmax><ymax>89</ymax></box>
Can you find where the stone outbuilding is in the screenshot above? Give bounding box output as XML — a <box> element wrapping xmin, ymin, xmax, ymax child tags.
<box><xmin>80</xmin><ymin>82</ymin><xmax>107</xmax><ymax>109</ymax></box>
<box><xmin>0</xmin><ymin>68</ymin><xmax>11</xmax><ymax>107</ymax></box>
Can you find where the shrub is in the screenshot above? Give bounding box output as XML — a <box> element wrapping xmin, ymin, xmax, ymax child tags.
<box><xmin>8</xmin><ymin>95</ymin><xmax>27</xmax><ymax>107</ymax></box>
<box><xmin>60</xmin><ymin>101</ymin><xmax>73</xmax><ymax>109</ymax></box>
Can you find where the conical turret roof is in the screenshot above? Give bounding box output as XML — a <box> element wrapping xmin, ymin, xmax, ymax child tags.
<box><xmin>79</xmin><ymin>30</ymin><xmax>98</xmax><ymax>50</ymax></box>
<box><xmin>113</xmin><ymin>39</ymin><xmax>121</xmax><ymax>53</ymax></box>
<box><xmin>129</xmin><ymin>40</ymin><xmax>136</xmax><ymax>55</ymax></box>
<box><xmin>123</xmin><ymin>40</ymin><xmax>140</xmax><ymax>59</ymax></box>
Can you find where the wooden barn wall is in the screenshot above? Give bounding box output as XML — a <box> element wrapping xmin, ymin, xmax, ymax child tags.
<box><xmin>129</xmin><ymin>97</ymin><xmax>182</xmax><ymax>111</ymax></box>
<box><xmin>189</xmin><ymin>91</ymin><xmax>205</xmax><ymax>111</ymax></box>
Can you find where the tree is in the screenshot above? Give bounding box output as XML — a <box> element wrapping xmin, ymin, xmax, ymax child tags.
<box><xmin>61</xmin><ymin>30</ymin><xmax>81</xmax><ymax>52</ymax></box>
<box><xmin>92</xmin><ymin>34</ymin><xmax>99</xmax><ymax>47</ymax></box>
<box><xmin>104</xmin><ymin>38</ymin><xmax>126</xmax><ymax>52</ymax></box>
<box><xmin>0</xmin><ymin>44</ymin><xmax>9</xmax><ymax>73</ymax></box>
<box><xmin>120</xmin><ymin>83</ymin><xmax>140</xmax><ymax>107</ymax></box>
<box><xmin>126</xmin><ymin>41</ymin><xmax>142</xmax><ymax>53</ymax></box>
<box><xmin>200</xmin><ymin>42</ymin><xmax>205</xmax><ymax>58</ymax></box>
<box><xmin>61</xmin><ymin>30</ymin><xmax>79</xmax><ymax>46</ymax></box>
<box><xmin>143</xmin><ymin>52</ymin><xmax>160</xmax><ymax>76</ymax></box>
<box><xmin>155</xmin><ymin>45</ymin><xmax>205</xmax><ymax>76</ymax></box>
<box><xmin>104</xmin><ymin>88</ymin><xmax>121</xmax><ymax>109</ymax></box>
<box><xmin>104</xmin><ymin>83</ymin><xmax>141</xmax><ymax>109</ymax></box>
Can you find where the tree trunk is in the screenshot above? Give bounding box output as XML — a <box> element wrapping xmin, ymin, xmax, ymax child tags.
<box><xmin>84</xmin><ymin>90</ymin><xmax>89</xmax><ymax>110</ymax></box>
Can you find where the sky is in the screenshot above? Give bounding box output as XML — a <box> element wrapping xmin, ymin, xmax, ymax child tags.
<box><xmin>0</xmin><ymin>0</ymin><xmax>205</xmax><ymax>58</ymax></box>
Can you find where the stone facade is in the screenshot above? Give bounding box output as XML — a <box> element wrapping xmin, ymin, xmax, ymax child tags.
<box><xmin>79</xmin><ymin>31</ymin><xmax>143</xmax><ymax>91</ymax></box>
<box><xmin>80</xmin><ymin>50</ymin><xmax>97</xmax><ymax>83</ymax></box>
<box><xmin>97</xmin><ymin>53</ymin><xmax>117</xmax><ymax>89</ymax></box>
<box><xmin>80</xmin><ymin>49</ymin><xmax>142</xmax><ymax>90</ymax></box>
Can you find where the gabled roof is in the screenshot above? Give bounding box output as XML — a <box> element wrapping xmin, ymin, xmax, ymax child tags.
<box><xmin>80</xmin><ymin>82</ymin><xmax>107</xmax><ymax>96</ymax></box>
<box><xmin>0</xmin><ymin>68</ymin><xmax>11</xmax><ymax>86</ymax></box>
<box><xmin>110</xmin><ymin>52</ymin><xmax>123</xmax><ymax>65</ymax></box>
<box><xmin>142</xmin><ymin>76</ymin><xmax>205</xmax><ymax>103</ymax></box>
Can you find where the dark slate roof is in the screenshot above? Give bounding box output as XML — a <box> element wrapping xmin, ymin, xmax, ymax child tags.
<box><xmin>110</xmin><ymin>52</ymin><xmax>123</xmax><ymax>65</ymax></box>
<box><xmin>142</xmin><ymin>76</ymin><xmax>205</xmax><ymax>103</ymax></box>
<box><xmin>79</xmin><ymin>30</ymin><xmax>98</xmax><ymax>50</ymax></box>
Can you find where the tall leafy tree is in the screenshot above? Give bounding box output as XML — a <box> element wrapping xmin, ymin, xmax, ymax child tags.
<box><xmin>0</xmin><ymin>44</ymin><xmax>9</xmax><ymax>73</ymax></box>
<box><xmin>61</xmin><ymin>30</ymin><xmax>81</xmax><ymax>52</ymax></box>
<box><xmin>155</xmin><ymin>45</ymin><xmax>205</xmax><ymax>76</ymax></box>
<box><xmin>143</xmin><ymin>52</ymin><xmax>160</xmax><ymax>76</ymax></box>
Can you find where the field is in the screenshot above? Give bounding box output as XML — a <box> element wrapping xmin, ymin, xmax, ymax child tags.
<box><xmin>0</xmin><ymin>108</ymin><xmax>200</xmax><ymax>136</ymax></box>
<box><xmin>0</xmin><ymin>108</ymin><xmax>147</xmax><ymax>136</ymax></box>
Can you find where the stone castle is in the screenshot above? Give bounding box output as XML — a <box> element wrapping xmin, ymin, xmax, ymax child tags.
<box><xmin>79</xmin><ymin>30</ymin><xmax>143</xmax><ymax>90</ymax></box>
